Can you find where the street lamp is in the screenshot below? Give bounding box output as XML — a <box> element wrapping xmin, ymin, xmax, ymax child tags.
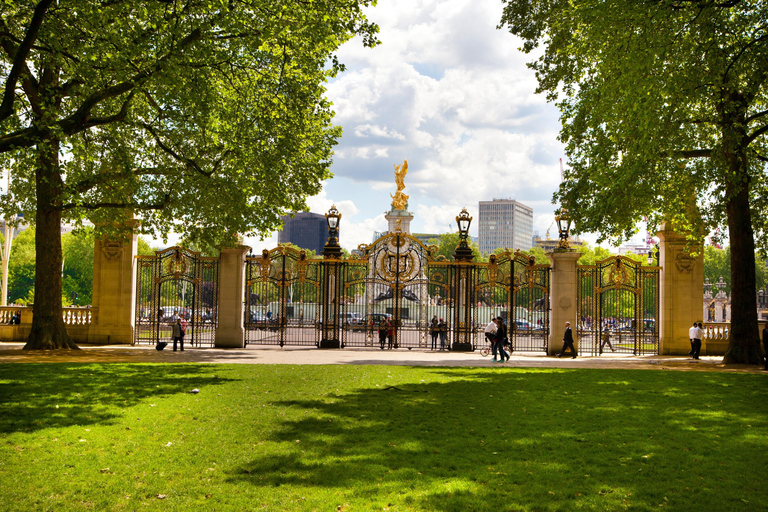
<box><xmin>323</xmin><ymin>205</ymin><xmax>342</xmax><ymax>259</ymax></box>
<box><xmin>703</xmin><ymin>277</ymin><xmax>712</xmax><ymax>296</ymax></box>
<box><xmin>555</xmin><ymin>209</ymin><xmax>572</xmax><ymax>249</ymax></box>
<box><xmin>453</xmin><ymin>208</ymin><xmax>474</xmax><ymax>261</ymax></box>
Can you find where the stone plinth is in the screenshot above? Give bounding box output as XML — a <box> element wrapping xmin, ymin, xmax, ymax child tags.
<box><xmin>658</xmin><ymin>223</ymin><xmax>704</xmax><ymax>355</ymax></box>
<box><xmin>547</xmin><ymin>249</ymin><xmax>582</xmax><ymax>356</ymax></box>
<box><xmin>215</xmin><ymin>246</ymin><xmax>249</xmax><ymax>348</ymax></box>
<box><xmin>385</xmin><ymin>209</ymin><xmax>413</xmax><ymax>234</ymax></box>
<box><xmin>88</xmin><ymin>232</ymin><xmax>138</xmax><ymax>345</ymax></box>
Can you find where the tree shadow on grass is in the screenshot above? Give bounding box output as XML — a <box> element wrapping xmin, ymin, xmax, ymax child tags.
<box><xmin>228</xmin><ymin>368</ymin><xmax>768</xmax><ymax>511</ymax></box>
<box><xmin>0</xmin><ymin>363</ymin><xmax>235</xmax><ymax>434</ymax></box>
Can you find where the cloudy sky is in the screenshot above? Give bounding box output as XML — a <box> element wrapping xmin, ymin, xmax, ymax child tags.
<box><xmin>245</xmin><ymin>0</ymin><xmax>573</xmax><ymax>252</ymax></box>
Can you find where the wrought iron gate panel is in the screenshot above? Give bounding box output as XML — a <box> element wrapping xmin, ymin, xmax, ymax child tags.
<box><xmin>340</xmin><ymin>257</ymin><xmax>372</xmax><ymax>347</ymax></box>
<box><xmin>510</xmin><ymin>251</ymin><xmax>550</xmax><ymax>353</ymax></box>
<box><xmin>473</xmin><ymin>252</ymin><xmax>513</xmax><ymax>352</ymax></box>
<box><xmin>355</xmin><ymin>232</ymin><xmax>432</xmax><ymax>349</ymax></box>
<box><xmin>577</xmin><ymin>256</ymin><xmax>659</xmax><ymax>356</ymax></box>
<box><xmin>244</xmin><ymin>246</ymin><xmax>322</xmax><ymax>346</ymax></box>
<box><xmin>133</xmin><ymin>247</ymin><xmax>219</xmax><ymax>347</ymax></box>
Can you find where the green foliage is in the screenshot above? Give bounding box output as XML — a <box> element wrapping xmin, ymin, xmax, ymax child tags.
<box><xmin>0</xmin><ymin>1</ymin><xmax>380</xmax><ymax>244</ymax></box>
<box><xmin>500</xmin><ymin>1</ymin><xmax>767</xmax><ymax>247</ymax></box>
<box><xmin>137</xmin><ymin>237</ymin><xmax>155</xmax><ymax>256</ymax></box>
<box><xmin>6</xmin><ymin>227</ymin><xmax>35</xmax><ymax>304</ymax></box>
<box><xmin>62</xmin><ymin>228</ymin><xmax>94</xmax><ymax>305</ymax></box>
<box><xmin>704</xmin><ymin>246</ymin><xmax>768</xmax><ymax>295</ymax></box>
<box><xmin>426</xmin><ymin>232</ymin><xmax>483</xmax><ymax>261</ymax></box>
<box><xmin>1</xmin><ymin>364</ymin><xmax>766</xmax><ymax>511</ymax></box>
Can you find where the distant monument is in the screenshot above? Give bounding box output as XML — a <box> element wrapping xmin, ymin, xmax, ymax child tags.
<box><xmin>386</xmin><ymin>159</ymin><xmax>413</xmax><ymax>234</ymax></box>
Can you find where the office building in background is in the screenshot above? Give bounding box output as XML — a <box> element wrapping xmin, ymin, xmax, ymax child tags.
<box><xmin>478</xmin><ymin>199</ymin><xmax>534</xmax><ymax>254</ymax></box>
<box><xmin>278</xmin><ymin>212</ymin><xmax>327</xmax><ymax>254</ymax></box>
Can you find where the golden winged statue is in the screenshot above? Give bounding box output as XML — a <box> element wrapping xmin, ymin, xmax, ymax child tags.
<box><xmin>390</xmin><ymin>159</ymin><xmax>409</xmax><ymax>210</ymax></box>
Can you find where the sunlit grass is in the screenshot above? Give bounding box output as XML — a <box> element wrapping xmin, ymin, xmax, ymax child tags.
<box><xmin>0</xmin><ymin>364</ymin><xmax>766</xmax><ymax>511</ymax></box>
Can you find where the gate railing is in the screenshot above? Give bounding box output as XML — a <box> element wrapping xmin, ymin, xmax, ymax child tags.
<box><xmin>577</xmin><ymin>256</ymin><xmax>659</xmax><ymax>356</ymax></box>
<box><xmin>134</xmin><ymin>246</ymin><xmax>219</xmax><ymax>347</ymax></box>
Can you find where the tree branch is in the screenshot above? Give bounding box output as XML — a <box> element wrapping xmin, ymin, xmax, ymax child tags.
<box><xmin>679</xmin><ymin>149</ymin><xmax>712</xmax><ymax>158</ymax></box>
<box><xmin>140</xmin><ymin>122</ymin><xmax>215</xmax><ymax>177</ymax></box>
<box><xmin>746</xmin><ymin>122</ymin><xmax>768</xmax><ymax>145</ymax></box>
<box><xmin>746</xmin><ymin>109</ymin><xmax>768</xmax><ymax>123</ymax></box>
<box><xmin>0</xmin><ymin>0</ymin><xmax>54</xmax><ymax>122</ymax></box>
<box><xmin>60</xmin><ymin>193</ymin><xmax>171</xmax><ymax>211</ymax></box>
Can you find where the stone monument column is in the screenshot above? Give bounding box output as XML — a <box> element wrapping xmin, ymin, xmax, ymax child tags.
<box><xmin>657</xmin><ymin>223</ymin><xmax>704</xmax><ymax>354</ymax></box>
<box><xmin>215</xmin><ymin>246</ymin><xmax>249</xmax><ymax>348</ymax></box>
<box><xmin>89</xmin><ymin>223</ymin><xmax>138</xmax><ymax>345</ymax></box>
<box><xmin>547</xmin><ymin>249</ymin><xmax>581</xmax><ymax>355</ymax></box>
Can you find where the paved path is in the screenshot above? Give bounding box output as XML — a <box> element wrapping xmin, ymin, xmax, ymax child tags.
<box><xmin>1</xmin><ymin>342</ymin><xmax>765</xmax><ymax>373</ymax></box>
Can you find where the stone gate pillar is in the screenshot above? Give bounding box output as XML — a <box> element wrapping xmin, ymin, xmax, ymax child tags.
<box><xmin>89</xmin><ymin>224</ymin><xmax>138</xmax><ymax>345</ymax></box>
<box><xmin>216</xmin><ymin>246</ymin><xmax>249</xmax><ymax>348</ymax></box>
<box><xmin>547</xmin><ymin>249</ymin><xmax>581</xmax><ymax>355</ymax></box>
<box><xmin>657</xmin><ymin>223</ymin><xmax>704</xmax><ymax>354</ymax></box>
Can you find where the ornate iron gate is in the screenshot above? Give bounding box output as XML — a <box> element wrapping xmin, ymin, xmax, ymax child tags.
<box><xmin>510</xmin><ymin>251</ymin><xmax>550</xmax><ymax>353</ymax></box>
<box><xmin>577</xmin><ymin>256</ymin><xmax>660</xmax><ymax>356</ymax></box>
<box><xmin>134</xmin><ymin>247</ymin><xmax>219</xmax><ymax>347</ymax></box>
<box><xmin>473</xmin><ymin>250</ymin><xmax>550</xmax><ymax>353</ymax></box>
<box><xmin>244</xmin><ymin>246</ymin><xmax>323</xmax><ymax>346</ymax></box>
<box><xmin>343</xmin><ymin>231</ymin><xmax>432</xmax><ymax>349</ymax></box>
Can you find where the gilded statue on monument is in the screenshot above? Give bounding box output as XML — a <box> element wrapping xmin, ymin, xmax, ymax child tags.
<box><xmin>390</xmin><ymin>159</ymin><xmax>409</xmax><ymax>210</ymax></box>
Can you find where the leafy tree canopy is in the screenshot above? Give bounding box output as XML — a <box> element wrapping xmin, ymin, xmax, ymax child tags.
<box><xmin>500</xmin><ymin>0</ymin><xmax>767</xmax><ymax>363</ymax></box>
<box><xmin>0</xmin><ymin>0</ymin><xmax>378</xmax><ymax>348</ymax></box>
<box><xmin>426</xmin><ymin>232</ymin><xmax>483</xmax><ymax>261</ymax></box>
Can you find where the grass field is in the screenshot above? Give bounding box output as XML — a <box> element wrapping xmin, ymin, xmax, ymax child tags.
<box><xmin>0</xmin><ymin>363</ymin><xmax>766</xmax><ymax>511</ymax></box>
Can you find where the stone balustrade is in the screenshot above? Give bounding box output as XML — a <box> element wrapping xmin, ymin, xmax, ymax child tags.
<box><xmin>0</xmin><ymin>306</ymin><xmax>97</xmax><ymax>342</ymax></box>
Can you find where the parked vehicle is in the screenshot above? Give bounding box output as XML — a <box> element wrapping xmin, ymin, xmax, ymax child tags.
<box><xmin>350</xmin><ymin>313</ymin><xmax>389</xmax><ymax>331</ymax></box>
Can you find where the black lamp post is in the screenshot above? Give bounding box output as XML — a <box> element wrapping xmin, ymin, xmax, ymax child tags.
<box><xmin>555</xmin><ymin>209</ymin><xmax>572</xmax><ymax>249</ymax></box>
<box><xmin>320</xmin><ymin>205</ymin><xmax>342</xmax><ymax>348</ymax></box>
<box><xmin>453</xmin><ymin>208</ymin><xmax>474</xmax><ymax>261</ymax></box>
<box><xmin>647</xmin><ymin>244</ymin><xmax>659</xmax><ymax>266</ymax></box>
<box><xmin>323</xmin><ymin>205</ymin><xmax>342</xmax><ymax>259</ymax></box>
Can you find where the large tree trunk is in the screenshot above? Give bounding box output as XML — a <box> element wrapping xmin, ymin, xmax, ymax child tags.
<box><xmin>721</xmin><ymin>101</ymin><xmax>759</xmax><ymax>364</ymax></box>
<box><xmin>23</xmin><ymin>137</ymin><xmax>78</xmax><ymax>350</ymax></box>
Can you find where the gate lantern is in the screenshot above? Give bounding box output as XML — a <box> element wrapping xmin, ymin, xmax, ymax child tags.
<box><xmin>453</xmin><ymin>208</ymin><xmax>474</xmax><ymax>262</ymax></box>
<box><xmin>555</xmin><ymin>209</ymin><xmax>572</xmax><ymax>249</ymax></box>
<box><xmin>323</xmin><ymin>205</ymin><xmax>342</xmax><ymax>259</ymax></box>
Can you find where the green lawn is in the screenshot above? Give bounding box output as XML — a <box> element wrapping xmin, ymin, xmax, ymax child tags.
<box><xmin>0</xmin><ymin>363</ymin><xmax>766</xmax><ymax>511</ymax></box>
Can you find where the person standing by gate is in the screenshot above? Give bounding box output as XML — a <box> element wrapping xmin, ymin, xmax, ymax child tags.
<box><xmin>485</xmin><ymin>316</ymin><xmax>498</xmax><ymax>361</ymax></box>
<box><xmin>439</xmin><ymin>318</ymin><xmax>448</xmax><ymax>350</ymax></box>
<box><xmin>430</xmin><ymin>315</ymin><xmax>440</xmax><ymax>350</ymax></box>
<box><xmin>557</xmin><ymin>321</ymin><xmax>577</xmax><ymax>358</ymax></box>
<box><xmin>386</xmin><ymin>316</ymin><xmax>396</xmax><ymax>349</ymax></box>
<box><xmin>378</xmin><ymin>318</ymin><xmax>388</xmax><ymax>350</ymax></box>
<box><xmin>172</xmin><ymin>317</ymin><xmax>185</xmax><ymax>352</ymax></box>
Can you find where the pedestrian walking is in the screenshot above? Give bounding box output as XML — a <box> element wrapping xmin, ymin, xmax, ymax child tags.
<box><xmin>386</xmin><ymin>316</ymin><xmax>396</xmax><ymax>349</ymax></box>
<box><xmin>484</xmin><ymin>316</ymin><xmax>498</xmax><ymax>361</ymax></box>
<box><xmin>692</xmin><ymin>321</ymin><xmax>703</xmax><ymax>359</ymax></box>
<box><xmin>599</xmin><ymin>324</ymin><xmax>615</xmax><ymax>354</ymax></box>
<box><xmin>688</xmin><ymin>321</ymin><xmax>697</xmax><ymax>357</ymax></box>
<box><xmin>762</xmin><ymin>323</ymin><xmax>768</xmax><ymax>371</ymax></box>
<box><xmin>495</xmin><ymin>317</ymin><xmax>509</xmax><ymax>362</ymax></box>
<box><xmin>557</xmin><ymin>321</ymin><xmax>577</xmax><ymax>358</ymax></box>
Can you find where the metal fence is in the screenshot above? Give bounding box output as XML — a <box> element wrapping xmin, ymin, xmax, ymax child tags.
<box><xmin>134</xmin><ymin>247</ymin><xmax>219</xmax><ymax>347</ymax></box>
<box><xmin>576</xmin><ymin>256</ymin><xmax>660</xmax><ymax>356</ymax></box>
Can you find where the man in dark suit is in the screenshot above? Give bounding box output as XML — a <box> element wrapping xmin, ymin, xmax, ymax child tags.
<box><xmin>558</xmin><ymin>321</ymin><xmax>577</xmax><ymax>359</ymax></box>
<box><xmin>762</xmin><ymin>324</ymin><xmax>768</xmax><ymax>371</ymax></box>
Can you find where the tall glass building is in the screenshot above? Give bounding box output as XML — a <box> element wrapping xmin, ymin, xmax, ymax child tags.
<box><xmin>278</xmin><ymin>212</ymin><xmax>327</xmax><ymax>254</ymax></box>
<box><xmin>478</xmin><ymin>199</ymin><xmax>533</xmax><ymax>254</ymax></box>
